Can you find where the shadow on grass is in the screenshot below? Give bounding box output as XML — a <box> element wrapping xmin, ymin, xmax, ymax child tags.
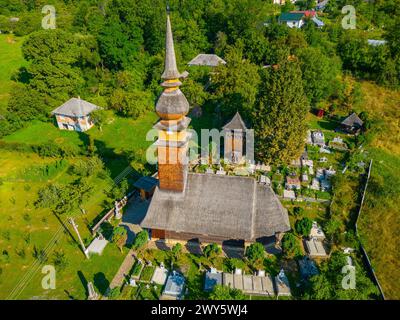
<box><xmin>77</xmin><ymin>271</ymin><xmax>88</xmax><ymax>298</ymax></box>
<box><xmin>155</xmin><ymin>240</ymin><xmax>170</xmax><ymax>251</ymax></box>
<box><xmin>93</xmin><ymin>272</ymin><xmax>110</xmax><ymax>295</ymax></box>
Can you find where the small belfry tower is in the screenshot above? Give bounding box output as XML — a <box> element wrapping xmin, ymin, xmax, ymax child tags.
<box><xmin>154</xmin><ymin>11</ymin><xmax>191</xmax><ymax>192</ymax></box>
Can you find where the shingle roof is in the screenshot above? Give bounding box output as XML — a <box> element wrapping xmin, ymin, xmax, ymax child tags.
<box><xmin>51</xmin><ymin>98</ymin><xmax>99</xmax><ymax>117</ymax></box>
<box><xmin>341</xmin><ymin>113</ymin><xmax>363</xmax><ymax>127</ymax></box>
<box><xmin>140</xmin><ymin>173</ymin><xmax>290</xmax><ymax>241</ymax></box>
<box><xmin>222</xmin><ymin>112</ymin><xmax>247</xmax><ymax>131</ymax></box>
<box><xmin>279</xmin><ymin>12</ymin><xmax>305</xmax><ymax>22</ymax></box>
<box><xmin>188</xmin><ymin>54</ymin><xmax>227</xmax><ymax>67</ymax></box>
<box><xmin>133</xmin><ymin>176</ymin><xmax>159</xmax><ymax>192</ymax></box>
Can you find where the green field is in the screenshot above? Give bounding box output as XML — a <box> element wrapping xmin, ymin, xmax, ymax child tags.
<box><xmin>2</xmin><ymin>111</ymin><xmax>157</xmax><ymax>177</ymax></box>
<box><xmin>357</xmin><ymin>82</ymin><xmax>400</xmax><ymax>299</ymax></box>
<box><xmin>0</xmin><ymin>99</ymin><xmax>157</xmax><ymax>300</ymax></box>
<box><xmin>0</xmin><ymin>149</ymin><xmax>129</xmax><ymax>299</ymax></box>
<box><xmin>0</xmin><ymin>35</ymin><xmax>27</xmax><ymax>114</ymax></box>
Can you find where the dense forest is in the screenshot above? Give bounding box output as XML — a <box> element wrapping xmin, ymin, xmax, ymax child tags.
<box><xmin>0</xmin><ymin>0</ymin><xmax>399</xmax><ymax>164</ymax></box>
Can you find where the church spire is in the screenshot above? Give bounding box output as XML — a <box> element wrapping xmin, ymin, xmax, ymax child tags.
<box><xmin>161</xmin><ymin>12</ymin><xmax>181</xmax><ymax>81</ymax></box>
<box><xmin>154</xmin><ymin>9</ymin><xmax>191</xmax><ymax>193</ymax></box>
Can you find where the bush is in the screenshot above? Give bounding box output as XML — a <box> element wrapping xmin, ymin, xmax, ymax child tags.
<box><xmin>32</xmin><ymin>246</ymin><xmax>47</xmax><ymax>263</ymax></box>
<box><xmin>293</xmin><ymin>206</ymin><xmax>305</xmax><ymax>217</ymax></box>
<box><xmin>171</xmin><ymin>243</ymin><xmax>183</xmax><ymax>259</ymax></box>
<box><xmin>245</xmin><ymin>242</ymin><xmax>265</xmax><ymax>263</ymax></box>
<box><xmin>33</xmin><ymin>142</ymin><xmax>63</xmax><ymax>158</ymax></box>
<box><xmin>130</xmin><ymin>261</ymin><xmax>143</xmax><ymax>277</ymax></box>
<box><xmin>108</xmin><ymin>287</ymin><xmax>121</xmax><ymax>300</ymax></box>
<box><xmin>72</xmin><ymin>157</ymin><xmax>104</xmax><ymax>177</ymax></box>
<box><xmin>295</xmin><ymin>217</ymin><xmax>313</xmax><ymax>237</ymax></box>
<box><xmin>281</xmin><ymin>232</ymin><xmax>302</xmax><ymax>259</ymax></box>
<box><xmin>209</xmin><ymin>285</ymin><xmax>245</xmax><ymax>300</ymax></box>
<box><xmin>224</xmin><ymin>258</ymin><xmax>246</xmax><ymax>272</ymax></box>
<box><xmin>133</xmin><ymin>230</ymin><xmax>149</xmax><ymax>250</ymax></box>
<box><xmin>1</xmin><ymin>250</ymin><xmax>10</xmax><ymax>263</ymax></box>
<box><xmin>203</xmin><ymin>243</ymin><xmax>221</xmax><ymax>260</ymax></box>
<box><xmin>52</xmin><ymin>250</ymin><xmax>69</xmax><ymax>272</ymax></box>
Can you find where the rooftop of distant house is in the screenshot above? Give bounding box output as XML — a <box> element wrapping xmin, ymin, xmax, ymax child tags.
<box><xmin>51</xmin><ymin>97</ymin><xmax>100</xmax><ymax>117</ymax></box>
<box><xmin>188</xmin><ymin>54</ymin><xmax>226</xmax><ymax>67</ymax></box>
<box><xmin>341</xmin><ymin>112</ymin><xmax>364</xmax><ymax>127</ymax></box>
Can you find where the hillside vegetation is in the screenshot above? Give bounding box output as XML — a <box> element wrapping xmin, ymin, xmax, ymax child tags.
<box><xmin>357</xmin><ymin>82</ymin><xmax>400</xmax><ymax>300</ymax></box>
<box><xmin>0</xmin><ymin>34</ymin><xmax>27</xmax><ymax>114</ymax></box>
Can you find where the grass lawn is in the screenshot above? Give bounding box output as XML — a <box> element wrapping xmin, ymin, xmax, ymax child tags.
<box><xmin>356</xmin><ymin>81</ymin><xmax>400</xmax><ymax>299</ymax></box>
<box><xmin>2</xmin><ymin>111</ymin><xmax>157</xmax><ymax>177</ymax></box>
<box><xmin>0</xmin><ymin>149</ymin><xmax>126</xmax><ymax>299</ymax></box>
<box><xmin>0</xmin><ymin>35</ymin><xmax>27</xmax><ymax>115</ymax></box>
<box><xmin>358</xmin><ymin>148</ymin><xmax>400</xmax><ymax>299</ymax></box>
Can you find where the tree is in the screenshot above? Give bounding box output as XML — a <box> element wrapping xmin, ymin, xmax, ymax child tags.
<box><xmin>281</xmin><ymin>232</ymin><xmax>302</xmax><ymax>259</ymax></box>
<box><xmin>212</xmin><ymin>42</ymin><xmax>261</xmax><ymax>120</ymax></box>
<box><xmin>112</xmin><ymin>226</ymin><xmax>128</xmax><ymax>253</ymax></box>
<box><xmin>385</xmin><ymin>17</ymin><xmax>400</xmax><ymax>58</ymax></box>
<box><xmin>254</xmin><ymin>58</ymin><xmax>309</xmax><ymax>165</ymax></box>
<box><xmin>21</xmin><ymin>29</ymin><xmax>84</xmax><ymax>111</ymax></box>
<box><xmin>97</xmin><ymin>17</ymin><xmax>143</xmax><ymax>70</ymax></box>
<box><xmin>297</xmin><ymin>47</ymin><xmax>341</xmax><ymax>104</ymax></box>
<box><xmin>181</xmin><ymin>77</ymin><xmax>208</xmax><ymax>109</ymax></box>
<box><xmin>245</xmin><ymin>242</ymin><xmax>265</xmax><ymax>264</ymax></box>
<box><xmin>295</xmin><ymin>217</ymin><xmax>313</xmax><ymax>237</ymax></box>
<box><xmin>209</xmin><ymin>285</ymin><xmax>245</xmax><ymax>300</ymax></box>
<box><xmin>110</xmin><ymin>88</ymin><xmax>152</xmax><ymax>119</ymax></box>
<box><xmin>72</xmin><ymin>157</ymin><xmax>104</xmax><ymax>177</ymax></box>
<box><xmin>91</xmin><ymin>109</ymin><xmax>108</xmax><ymax>131</ymax></box>
<box><xmin>324</xmin><ymin>219</ymin><xmax>342</xmax><ymax>244</ymax></box>
<box><xmin>305</xmin><ymin>251</ymin><xmax>379</xmax><ymax>300</ymax></box>
<box><xmin>133</xmin><ymin>230</ymin><xmax>148</xmax><ymax>250</ymax></box>
<box><xmin>35</xmin><ymin>179</ymin><xmax>93</xmax><ymax>215</ymax></box>
<box><xmin>105</xmin><ymin>178</ymin><xmax>129</xmax><ymax>209</ymax></box>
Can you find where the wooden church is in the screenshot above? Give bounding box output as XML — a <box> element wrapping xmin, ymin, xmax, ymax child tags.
<box><xmin>140</xmin><ymin>13</ymin><xmax>290</xmax><ymax>247</ymax></box>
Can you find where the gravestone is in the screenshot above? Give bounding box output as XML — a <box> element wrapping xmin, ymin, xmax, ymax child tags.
<box><xmin>129</xmin><ymin>279</ymin><xmax>137</xmax><ymax>287</ymax></box>
<box><xmin>87</xmin><ymin>282</ymin><xmax>98</xmax><ymax>300</ymax></box>
<box><xmin>114</xmin><ymin>201</ymin><xmax>122</xmax><ymax>219</ymax></box>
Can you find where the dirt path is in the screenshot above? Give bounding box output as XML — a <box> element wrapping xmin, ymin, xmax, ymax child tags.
<box><xmin>109</xmin><ymin>250</ymin><xmax>137</xmax><ymax>290</ymax></box>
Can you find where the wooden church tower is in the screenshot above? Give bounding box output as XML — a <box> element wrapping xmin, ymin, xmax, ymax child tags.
<box><xmin>223</xmin><ymin>112</ymin><xmax>247</xmax><ymax>164</ymax></box>
<box><xmin>154</xmin><ymin>12</ymin><xmax>191</xmax><ymax>192</ymax></box>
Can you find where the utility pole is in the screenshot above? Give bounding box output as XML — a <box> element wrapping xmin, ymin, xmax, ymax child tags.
<box><xmin>69</xmin><ymin>217</ymin><xmax>89</xmax><ymax>259</ymax></box>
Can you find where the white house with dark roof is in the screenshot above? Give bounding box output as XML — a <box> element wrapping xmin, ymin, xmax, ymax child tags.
<box><xmin>51</xmin><ymin>97</ymin><xmax>100</xmax><ymax>132</ymax></box>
